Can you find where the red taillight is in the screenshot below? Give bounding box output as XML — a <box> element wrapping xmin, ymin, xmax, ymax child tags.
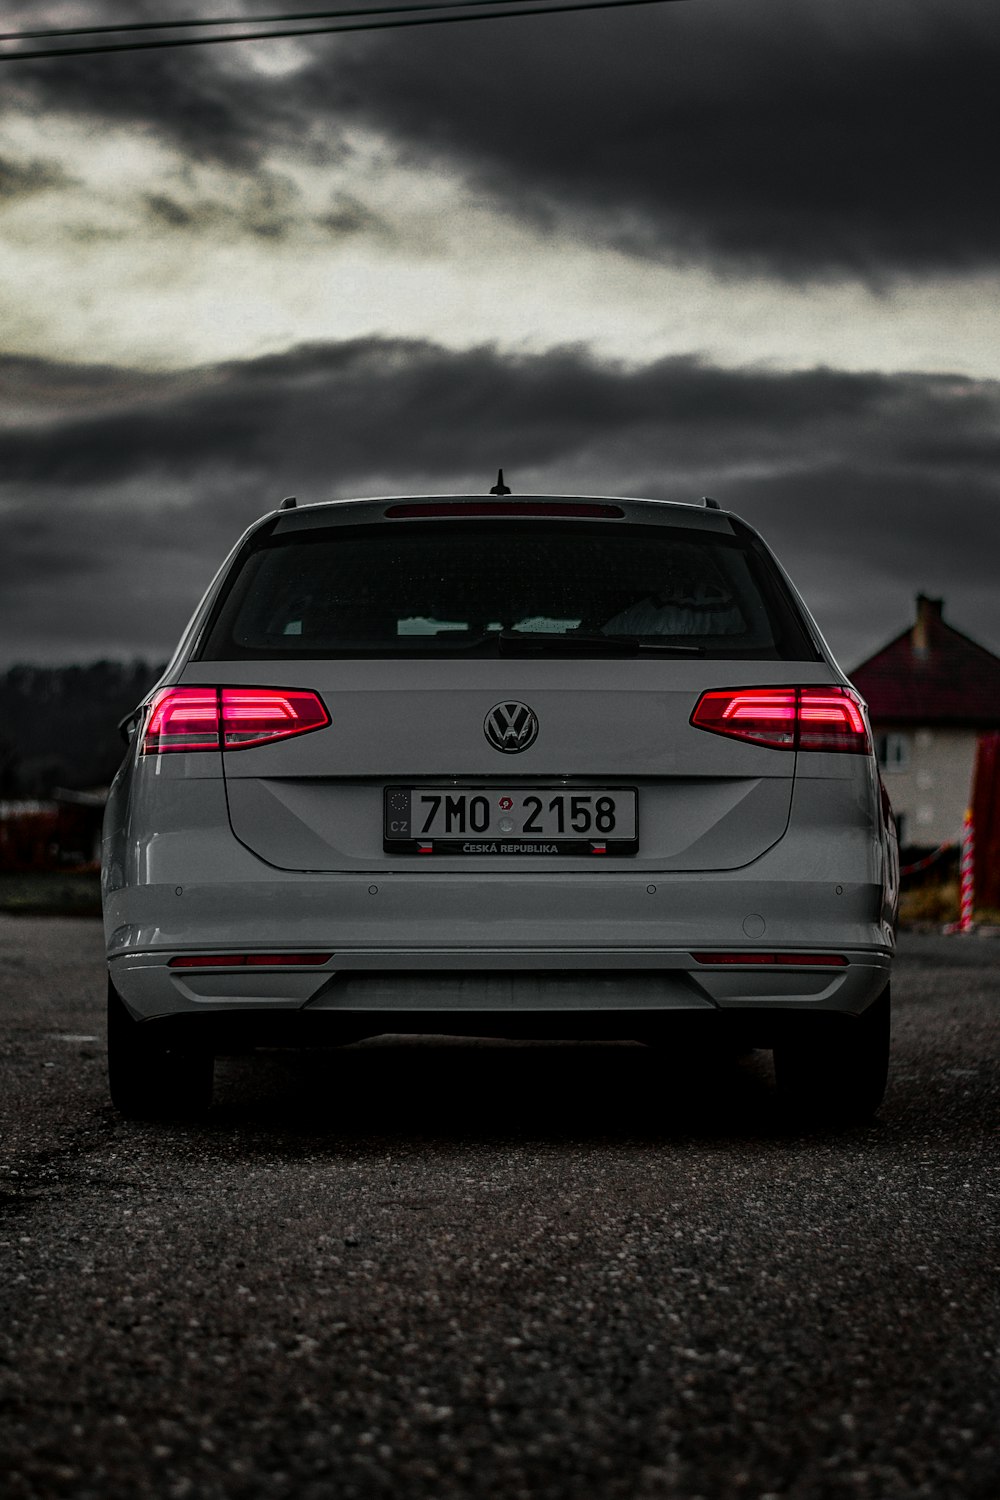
<box><xmin>796</xmin><ymin>689</ymin><xmax>869</xmax><ymax>751</ymax></box>
<box><xmin>692</xmin><ymin>688</ymin><xmax>798</xmax><ymax>749</ymax></box>
<box><xmin>690</xmin><ymin>686</ymin><xmax>870</xmax><ymax>754</ymax></box>
<box><xmin>691</xmin><ymin>952</ymin><xmax>848</xmax><ymax>967</ymax></box>
<box><xmin>383</xmin><ymin>501</ymin><xmax>625</xmax><ymax>518</ymax></box>
<box><xmin>141</xmin><ymin>687</ymin><xmax>329</xmax><ymax>754</ymax></box>
<box><xmin>143</xmin><ymin>688</ymin><xmax>221</xmax><ymax>753</ymax></box>
<box><xmin>220</xmin><ymin>688</ymin><xmax>329</xmax><ymax>748</ymax></box>
<box><xmin>169</xmin><ymin>954</ymin><xmax>332</xmax><ymax>968</ymax></box>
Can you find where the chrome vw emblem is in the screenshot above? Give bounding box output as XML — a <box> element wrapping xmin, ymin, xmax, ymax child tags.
<box><xmin>484</xmin><ymin>701</ymin><xmax>539</xmax><ymax>754</ymax></box>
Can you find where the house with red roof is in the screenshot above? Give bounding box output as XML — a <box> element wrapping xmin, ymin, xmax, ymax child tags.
<box><xmin>850</xmin><ymin>594</ymin><xmax>1000</xmax><ymax>854</ymax></box>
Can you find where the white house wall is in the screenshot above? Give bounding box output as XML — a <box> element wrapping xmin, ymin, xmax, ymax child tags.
<box><xmin>878</xmin><ymin>727</ymin><xmax>977</xmax><ymax>848</ymax></box>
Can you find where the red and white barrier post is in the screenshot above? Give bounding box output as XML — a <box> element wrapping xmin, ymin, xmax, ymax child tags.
<box><xmin>944</xmin><ymin>809</ymin><xmax>975</xmax><ymax>934</ymax></box>
<box><xmin>958</xmin><ymin>806</ymin><xmax>975</xmax><ymax>932</ymax></box>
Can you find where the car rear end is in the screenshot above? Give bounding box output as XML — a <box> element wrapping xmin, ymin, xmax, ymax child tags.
<box><xmin>103</xmin><ymin>495</ymin><xmax>896</xmax><ymax>1119</ymax></box>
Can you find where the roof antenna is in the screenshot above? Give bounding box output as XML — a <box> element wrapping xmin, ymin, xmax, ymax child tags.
<box><xmin>701</xmin><ymin>495</ymin><xmax>720</xmax><ymax>509</ymax></box>
<box><xmin>279</xmin><ymin>495</ymin><xmax>297</xmax><ymax>510</ymax></box>
<box><xmin>489</xmin><ymin>468</ymin><xmax>511</xmax><ymax>496</ymax></box>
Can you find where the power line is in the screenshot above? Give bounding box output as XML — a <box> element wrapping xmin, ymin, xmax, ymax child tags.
<box><xmin>0</xmin><ymin>1</ymin><xmax>551</xmax><ymax>43</ymax></box>
<box><xmin>0</xmin><ymin>0</ymin><xmax>690</xmax><ymax>62</ymax></box>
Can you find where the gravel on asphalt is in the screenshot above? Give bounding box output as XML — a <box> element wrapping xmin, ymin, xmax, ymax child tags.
<box><xmin>1</xmin><ymin>918</ymin><xmax>997</xmax><ymax>1499</ymax></box>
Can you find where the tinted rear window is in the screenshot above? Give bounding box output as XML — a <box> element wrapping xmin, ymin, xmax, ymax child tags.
<box><xmin>199</xmin><ymin>519</ymin><xmax>818</xmax><ymax>660</ymax></box>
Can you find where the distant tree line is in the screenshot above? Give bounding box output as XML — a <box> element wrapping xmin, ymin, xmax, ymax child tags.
<box><xmin>0</xmin><ymin>661</ymin><xmax>166</xmax><ymax>796</ymax></box>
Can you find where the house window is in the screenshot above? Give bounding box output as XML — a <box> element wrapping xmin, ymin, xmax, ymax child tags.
<box><xmin>876</xmin><ymin>731</ymin><xmax>910</xmax><ymax>773</ymax></box>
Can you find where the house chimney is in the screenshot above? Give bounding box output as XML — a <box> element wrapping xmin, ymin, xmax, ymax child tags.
<box><xmin>912</xmin><ymin>593</ymin><xmax>943</xmax><ymax>658</ymax></box>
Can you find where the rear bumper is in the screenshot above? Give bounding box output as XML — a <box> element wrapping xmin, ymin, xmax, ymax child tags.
<box><xmin>105</xmin><ymin>862</ymin><xmax>892</xmax><ymax>952</ymax></box>
<box><xmin>104</xmin><ymin>798</ymin><xmax>894</xmax><ymax>1025</ymax></box>
<box><xmin>108</xmin><ymin>937</ymin><xmax>891</xmax><ymax>1026</ymax></box>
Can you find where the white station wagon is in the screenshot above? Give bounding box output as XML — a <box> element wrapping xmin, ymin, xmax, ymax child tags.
<box><xmin>103</xmin><ymin>487</ymin><xmax>897</xmax><ymax>1121</ymax></box>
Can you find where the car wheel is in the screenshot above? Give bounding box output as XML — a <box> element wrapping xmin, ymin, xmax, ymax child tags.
<box><xmin>773</xmin><ymin>984</ymin><xmax>890</xmax><ymax>1124</ymax></box>
<box><xmin>107</xmin><ymin>976</ymin><xmax>214</xmax><ymax>1119</ymax></box>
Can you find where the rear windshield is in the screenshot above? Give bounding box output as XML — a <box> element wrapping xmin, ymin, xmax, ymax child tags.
<box><xmin>199</xmin><ymin>519</ymin><xmax>819</xmax><ymax>660</ymax></box>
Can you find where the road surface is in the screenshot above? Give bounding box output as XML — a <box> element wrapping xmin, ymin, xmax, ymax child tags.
<box><xmin>1</xmin><ymin>917</ymin><xmax>997</xmax><ymax>1498</ymax></box>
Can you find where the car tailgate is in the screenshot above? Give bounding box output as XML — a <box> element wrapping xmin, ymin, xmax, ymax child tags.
<box><xmin>178</xmin><ymin>658</ymin><xmax>839</xmax><ymax>874</ymax></box>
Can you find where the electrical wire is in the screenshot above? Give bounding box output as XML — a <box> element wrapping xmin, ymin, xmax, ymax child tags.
<box><xmin>0</xmin><ymin>1</ymin><xmax>560</xmax><ymax>43</ymax></box>
<box><xmin>0</xmin><ymin>0</ymin><xmax>690</xmax><ymax>62</ymax></box>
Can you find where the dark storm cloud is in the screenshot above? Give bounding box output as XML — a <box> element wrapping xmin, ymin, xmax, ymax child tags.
<box><xmin>6</xmin><ymin>49</ymin><xmax>262</xmax><ymax>172</ymax></box>
<box><xmin>0</xmin><ymin>340</ymin><xmax>921</xmax><ymax>487</ymax></box>
<box><xmin>5</xmin><ymin>0</ymin><xmax>997</xmax><ymax>280</ymax></box>
<box><xmin>0</xmin><ymin>354</ymin><xmax>169</xmax><ymax>409</ymax></box>
<box><xmin>2</xmin><ymin>338</ymin><xmax>999</xmax><ymax>666</ymax></box>
<box><xmin>0</xmin><ymin>154</ymin><xmax>72</xmax><ymax>200</ymax></box>
<box><xmin>138</xmin><ymin>178</ymin><xmax>387</xmax><ymax>242</ymax></box>
<box><xmin>724</xmin><ymin>464</ymin><xmax>1000</xmax><ymax>670</ymax></box>
<box><xmin>319</xmin><ymin>0</ymin><xmax>1000</xmax><ymax>280</ymax></box>
<box><xmin>142</xmin><ymin>169</ymin><xmax>303</xmax><ymax>240</ymax></box>
<box><xmin>2</xmin><ymin>339</ymin><xmax>997</xmax><ymax>490</ymax></box>
<box><xmin>316</xmin><ymin>193</ymin><xmax>389</xmax><ymax>238</ymax></box>
<box><xmin>2</xmin><ymin>0</ymin><xmax>345</xmax><ymax>172</ymax></box>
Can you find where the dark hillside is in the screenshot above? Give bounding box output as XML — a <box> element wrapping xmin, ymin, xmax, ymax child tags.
<box><xmin>0</xmin><ymin>661</ymin><xmax>165</xmax><ymax>796</ymax></box>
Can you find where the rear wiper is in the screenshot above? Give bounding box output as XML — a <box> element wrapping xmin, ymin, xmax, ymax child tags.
<box><xmin>631</xmin><ymin>638</ymin><xmax>705</xmax><ymax>655</ymax></box>
<box><xmin>495</xmin><ymin>631</ymin><xmax>704</xmax><ymax>657</ymax></box>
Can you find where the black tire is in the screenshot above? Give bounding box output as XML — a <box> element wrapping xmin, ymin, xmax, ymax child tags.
<box><xmin>773</xmin><ymin>984</ymin><xmax>890</xmax><ymax>1124</ymax></box>
<box><xmin>107</xmin><ymin>977</ymin><xmax>214</xmax><ymax>1120</ymax></box>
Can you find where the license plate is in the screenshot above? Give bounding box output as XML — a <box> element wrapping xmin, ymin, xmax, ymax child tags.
<box><xmin>384</xmin><ymin>786</ymin><xmax>638</xmax><ymax>855</ymax></box>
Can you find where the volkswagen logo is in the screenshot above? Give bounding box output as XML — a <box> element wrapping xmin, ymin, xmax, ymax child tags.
<box><xmin>484</xmin><ymin>701</ymin><xmax>539</xmax><ymax>754</ymax></box>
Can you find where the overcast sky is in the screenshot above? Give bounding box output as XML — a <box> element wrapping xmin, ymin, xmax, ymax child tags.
<box><xmin>1</xmin><ymin>0</ymin><xmax>998</xmax><ymax>671</ymax></box>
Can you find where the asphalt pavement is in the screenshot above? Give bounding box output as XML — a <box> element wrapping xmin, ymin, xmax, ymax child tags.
<box><xmin>1</xmin><ymin>917</ymin><xmax>997</xmax><ymax>1499</ymax></box>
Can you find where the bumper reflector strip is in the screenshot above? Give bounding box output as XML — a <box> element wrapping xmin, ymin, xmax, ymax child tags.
<box><xmin>169</xmin><ymin>953</ymin><xmax>332</xmax><ymax>969</ymax></box>
<box><xmin>691</xmin><ymin>953</ymin><xmax>849</xmax><ymax>967</ymax></box>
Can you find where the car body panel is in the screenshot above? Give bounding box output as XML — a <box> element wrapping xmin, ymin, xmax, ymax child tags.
<box><xmin>188</xmin><ymin>655</ymin><xmax>811</xmax><ymax>874</ymax></box>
